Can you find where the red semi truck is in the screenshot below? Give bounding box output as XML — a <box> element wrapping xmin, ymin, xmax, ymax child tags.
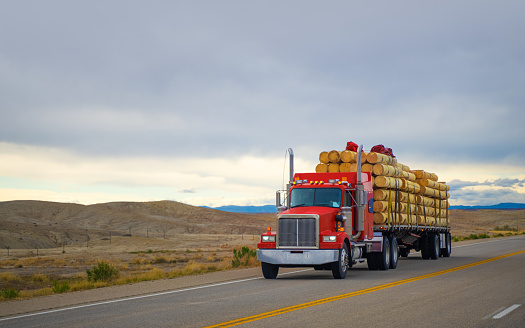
<box><xmin>257</xmin><ymin>147</ymin><xmax>451</xmax><ymax>279</ymax></box>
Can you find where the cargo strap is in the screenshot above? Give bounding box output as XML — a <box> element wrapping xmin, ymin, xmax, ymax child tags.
<box><xmin>423</xmin><ymin>200</ymin><xmax>427</xmax><ymax>226</ymax></box>
<box><xmin>387</xmin><ymin>186</ymin><xmax>392</xmax><ymax>229</ymax></box>
<box><xmin>407</xmin><ymin>191</ymin><xmax>412</xmax><ymax>227</ymax></box>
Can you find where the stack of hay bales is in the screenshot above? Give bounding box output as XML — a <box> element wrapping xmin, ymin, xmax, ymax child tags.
<box><xmin>316</xmin><ymin>149</ymin><xmax>449</xmax><ymax>227</ymax></box>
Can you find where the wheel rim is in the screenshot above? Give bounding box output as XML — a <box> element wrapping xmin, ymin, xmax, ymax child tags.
<box><xmin>341</xmin><ymin>247</ymin><xmax>348</xmax><ymax>272</ymax></box>
<box><xmin>392</xmin><ymin>242</ymin><xmax>398</xmax><ymax>259</ymax></box>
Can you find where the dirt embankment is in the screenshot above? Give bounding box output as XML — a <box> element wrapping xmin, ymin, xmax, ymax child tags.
<box><xmin>449</xmin><ymin>209</ymin><xmax>525</xmax><ymax>236</ymax></box>
<box><xmin>0</xmin><ymin>200</ymin><xmax>275</xmax><ymax>250</ymax></box>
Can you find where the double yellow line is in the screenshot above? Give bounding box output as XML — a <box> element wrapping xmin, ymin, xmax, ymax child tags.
<box><xmin>205</xmin><ymin>249</ymin><xmax>525</xmax><ymax>327</ymax></box>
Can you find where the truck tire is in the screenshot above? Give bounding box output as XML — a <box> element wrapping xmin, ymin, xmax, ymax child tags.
<box><xmin>376</xmin><ymin>236</ymin><xmax>391</xmax><ymax>270</ymax></box>
<box><xmin>441</xmin><ymin>232</ymin><xmax>452</xmax><ymax>257</ymax></box>
<box><xmin>429</xmin><ymin>233</ymin><xmax>440</xmax><ymax>260</ymax></box>
<box><xmin>261</xmin><ymin>262</ymin><xmax>279</xmax><ymax>279</ymax></box>
<box><xmin>389</xmin><ymin>236</ymin><xmax>399</xmax><ymax>269</ymax></box>
<box><xmin>420</xmin><ymin>235</ymin><xmax>430</xmax><ymax>259</ymax></box>
<box><xmin>332</xmin><ymin>243</ymin><xmax>349</xmax><ymax>279</ymax></box>
<box><xmin>367</xmin><ymin>252</ymin><xmax>378</xmax><ymax>270</ymax></box>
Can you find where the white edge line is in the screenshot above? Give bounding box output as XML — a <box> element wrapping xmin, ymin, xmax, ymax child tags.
<box><xmin>493</xmin><ymin>304</ymin><xmax>521</xmax><ymax>319</ymax></box>
<box><xmin>482</xmin><ymin>307</ymin><xmax>506</xmax><ymax>320</ymax></box>
<box><xmin>452</xmin><ymin>236</ymin><xmax>522</xmax><ymax>248</ymax></box>
<box><xmin>0</xmin><ymin>269</ymin><xmax>311</xmax><ymax>322</ymax></box>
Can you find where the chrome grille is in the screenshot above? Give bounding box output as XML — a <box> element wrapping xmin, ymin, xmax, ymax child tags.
<box><xmin>278</xmin><ymin>217</ymin><xmax>317</xmax><ymax>247</ymax></box>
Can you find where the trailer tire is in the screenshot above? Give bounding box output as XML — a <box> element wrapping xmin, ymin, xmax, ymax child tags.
<box><xmin>332</xmin><ymin>243</ymin><xmax>349</xmax><ymax>279</ymax></box>
<box><xmin>429</xmin><ymin>233</ymin><xmax>440</xmax><ymax>260</ymax></box>
<box><xmin>441</xmin><ymin>232</ymin><xmax>452</xmax><ymax>257</ymax></box>
<box><xmin>376</xmin><ymin>236</ymin><xmax>391</xmax><ymax>270</ymax></box>
<box><xmin>367</xmin><ymin>252</ymin><xmax>378</xmax><ymax>270</ymax></box>
<box><xmin>389</xmin><ymin>236</ymin><xmax>399</xmax><ymax>269</ymax></box>
<box><xmin>420</xmin><ymin>235</ymin><xmax>430</xmax><ymax>259</ymax></box>
<box><xmin>261</xmin><ymin>262</ymin><xmax>279</xmax><ymax>279</ymax></box>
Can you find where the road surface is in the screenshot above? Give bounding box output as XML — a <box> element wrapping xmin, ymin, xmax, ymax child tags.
<box><xmin>1</xmin><ymin>236</ymin><xmax>524</xmax><ymax>327</ymax></box>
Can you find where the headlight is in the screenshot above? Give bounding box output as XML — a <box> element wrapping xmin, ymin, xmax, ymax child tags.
<box><xmin>322</xmin><ymin>236</ymin><xmax>337</xmax><ymax>242</ymax></box>
<box><xmin>262</xmin><ymin>235</ymin><xmax>275</xmax><ymax>242</ymax></box>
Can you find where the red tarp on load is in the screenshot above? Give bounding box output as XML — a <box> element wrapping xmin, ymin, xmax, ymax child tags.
<box><xmin>346</xmin><ymin>141</ymin><xmax>358</xmax><ymax>152</ymax></box>
<box><xmin>371</xmin><ymin>144</ymin><xmax>395</xmax><ymax>158</ymax></box>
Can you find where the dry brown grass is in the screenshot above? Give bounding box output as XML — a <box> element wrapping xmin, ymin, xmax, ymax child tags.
<box><xmin>449</xmin><ymin>209</ymin><xmax>525</xmax><ymax>236</ymax></box>
<box><xmin>0</xmin><ymin>241</ymin><xmax>258</xmax><ymax>302</ymax></box>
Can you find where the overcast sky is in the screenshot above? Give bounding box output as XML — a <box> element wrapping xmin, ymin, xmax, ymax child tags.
<box><xmin>1</xmin><ymin>1</ymin><xmax>524</xmax><ymax>207</ymax></box>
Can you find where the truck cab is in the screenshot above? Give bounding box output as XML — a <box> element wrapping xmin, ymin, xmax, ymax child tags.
<box><xmin>257</xmin><ymin>172</ymin><xmax>375</xmax><ymax>279</ymax></box>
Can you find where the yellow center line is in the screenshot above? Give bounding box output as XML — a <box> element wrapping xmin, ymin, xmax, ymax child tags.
<box><xmin>205</xmin><ymin>249</ymin><xmax>525</xmax><ymax>328</ymax></box>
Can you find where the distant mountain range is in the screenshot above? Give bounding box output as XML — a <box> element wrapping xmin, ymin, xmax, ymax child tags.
<box><xmin>448</xmin><ymin>203</ymin><xmax>525</xmax><ymax>210</ymax></box>
<box><xmin>205</xmin><ymin>203</ymin><xmax>525</xmax><ymax>213</ymax></box>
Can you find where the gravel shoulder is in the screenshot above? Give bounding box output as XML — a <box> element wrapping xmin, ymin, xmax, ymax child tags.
<box><xmin>0</xmin><ymin>266</ymin><xmax>266</xmax><ymax>318</ymax></box>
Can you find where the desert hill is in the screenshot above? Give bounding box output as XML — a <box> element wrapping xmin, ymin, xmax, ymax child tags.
<box><xmin>1</xmin><ymin>200</ymin><xmax>524</xmax><ymax>251</ymax></box>
<box><xmin>0</xmin><ymin>200</ymin><xmax>275</xmax><ymax>249</ymax></box>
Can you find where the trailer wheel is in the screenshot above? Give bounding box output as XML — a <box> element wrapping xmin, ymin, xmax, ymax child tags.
<box><xmin>420</xmin><ymin>235</ymin><xmax>430</xmax><ymax>259</ymax></box>
<box><xmin>389</xmin><ymin>236</ymin><xmax>399</xmax><ymax>269</ymax></box>
<box><xmin>261</xmin><ymin>262</ymin><xmax>279</xmax><ymax>279</ymax></box>
<box><xmin>332</xmin><ymin>243</ymin><xmax>349</xmax><ymax>279</ymax></box>
<box><xmin>376</xmin><ymin>236</ymin><xmax>391</xmax><ymax>270</ymax></box>
<box><xmin>429</xmin><ymin>233</ymin><xmax>440</xmax><ymax>260</ymax></box>
<box><xmin>367</xmin><ymin>252</ymin><xmax>378</xmax><ymax>270</ymax></box>
<box><xmin>441</xmin><ymin>232</ymin><xmax>452</xmax><ymax>257</ymax></box>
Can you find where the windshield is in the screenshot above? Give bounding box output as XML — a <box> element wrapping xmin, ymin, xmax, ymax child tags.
<box><xmin>290</xmin><ymin>188</ymin><xmax>342</xmax><ymax>208</ymax></box>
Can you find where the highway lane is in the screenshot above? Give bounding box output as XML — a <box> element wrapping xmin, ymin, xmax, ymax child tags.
<box><xmin>1</xmin><ymin>236</ymin><xmax>524</xmax><ymax>328</ymax></box>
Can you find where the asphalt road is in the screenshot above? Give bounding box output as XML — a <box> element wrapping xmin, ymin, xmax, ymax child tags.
<box><xmin>1</xmin><ymin>236</ymin><xmax>524</xmax><ymax>328</ymax></box>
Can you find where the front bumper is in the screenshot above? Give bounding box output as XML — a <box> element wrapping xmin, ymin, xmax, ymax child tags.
<box><xmin>257</xmin><ymin>249</ymin><xmax>339</xmax><ymax>266</ymax></box>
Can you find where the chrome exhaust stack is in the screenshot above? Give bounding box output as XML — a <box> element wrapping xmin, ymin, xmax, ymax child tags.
<box><xmin>353</xmin><ymin>145</ymin><xmax>365</xmax><ymax>239</ymax></box>
<box><xmin>277</xmin><ymin>148</ymin><xmax>294</xmax><ymax>213</ymax></box>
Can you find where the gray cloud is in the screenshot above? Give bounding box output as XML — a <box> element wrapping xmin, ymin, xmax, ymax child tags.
<box><xmin>448</xmin><ymin>179</ymin><xmax>483</xmax><ymax>190</ymax></box>
<box><xmin>449</xmin><ymin>178</ymin><xmax>525</xmax><ymax>191</ymax></box>
<box><xmin>178</xmin><ymin>188</ymin><xmax>196</xmax><ymax>194</ymax></box>
<box><xmin>451</xmin><ymin>187</ymin><xmax>525</xmax><ymax>207</ymax></box>
<box><xmin>1</xmin><ymin>0</ymin><xmax>525</xmax><ymax>162</ymax></box>
<box><xmin>447</xmin><ymin>178</ymin><xmax>525</xmax><ymax>206</ymax></box>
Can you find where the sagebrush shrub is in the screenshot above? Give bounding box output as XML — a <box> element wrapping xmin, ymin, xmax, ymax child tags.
<box><xmin>86</xmin><ymin>261</ymin><xmax>119</xmax><ymax>282</ymax></box>
<box><xmin>1</xmin><ymin>287</ymin><xmax>20</xmax><ymax>299</ymax></box>
<box><xmin>232</xmin><ymin>246</ymin><xmax>257</xmax><ymax>267</ymax></box>
<box><xmin>52</xmin><ymin>280</ymin><xmax>70</xmax><ymax>293</ymax></box>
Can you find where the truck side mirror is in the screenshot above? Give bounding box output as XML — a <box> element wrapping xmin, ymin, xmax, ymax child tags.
<box><xmin>276</xmin><ymin>191</ymin><xmax>287</xmax><ymax>213</ymax></box>
<box><xmin>335</xmin><ymin>213</ymin><xmax>347</xmax><ymax>222</ymax></box>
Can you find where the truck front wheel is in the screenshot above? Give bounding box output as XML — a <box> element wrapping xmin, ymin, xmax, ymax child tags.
<box><xmin>261</xmin><ymin>262</ymin><xmax>279</xmax><ymax>279</ymax></box>
<box><xmin>332</xmin><ymin>243</ymin><xmax>349</xmax><ymax>279</ymax></box>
